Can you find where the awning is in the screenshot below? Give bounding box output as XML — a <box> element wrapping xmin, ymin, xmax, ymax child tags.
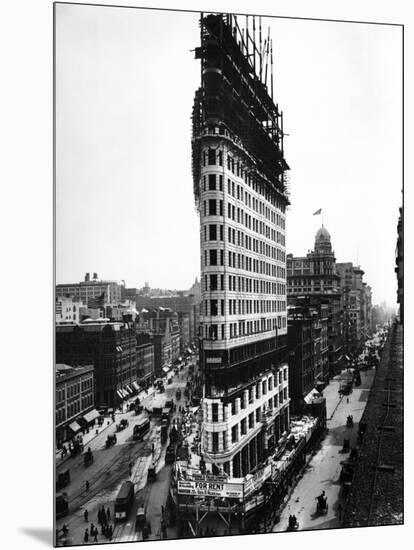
<box><xmin>121</xmin><ymin>389</ymin><xmax>128</xmax><ymax>398</ymax></box>
<box><xmin>304</xmin><ymin>388</ymin><xmax>321</xmax><ymax>405</ymax></box>
<box><xmin>117</xmin><ymin>389</ymin><xmax>124</xmax><ymax>400</ymax></box>
<box><xmin>132</xmin><ymin>381</ymin><xmax>140</xmax><ymax>391</ymax></box>
<box><xmin>125</xmin><ymin>385</ymin><xmax>133</xmax><ymax>395</ymax></box>
<box><xmin>345</xmin><ymin>355</ymin><xmax>351</xmax><ymax>362</ymax></box>
<box><xmin>68</xmin><ymin>421</ymin><xmax>81</xmax><ymax>433</ymax></box>
<box><xmin>162</xmin><ymin>366</ymin><xmax>170</xmax><ymax>373</ymax></box>
<box><xmin>187</xmin><ymin>348</ymin><xmax>192</xmax><ymax>354</ymax></box>
<box><xmin>82</xmin><ymin>409</ymin><xmax>101</xmax><ymax>424</ymax></box>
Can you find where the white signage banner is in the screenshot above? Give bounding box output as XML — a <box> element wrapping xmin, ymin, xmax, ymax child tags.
<box><xmin>177</xmin><ymin>480</ymin><xmax>243</xmax><ymax>498</ymax></box>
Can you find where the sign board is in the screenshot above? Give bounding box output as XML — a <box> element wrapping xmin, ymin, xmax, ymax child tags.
<box><xmin>206</xmin><ymin>357</ymin><xmax>222</xmax><ymax>364</ymax></box>
<box><xmin>177</xmin><ymin>479</ymin><xmax>243</xmax><ymax>499</ymax></box>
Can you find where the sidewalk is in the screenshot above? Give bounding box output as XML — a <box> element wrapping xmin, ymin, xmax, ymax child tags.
<box><xmin>272</xmin><ymin>366</ymin><xmax>377</xmax><ymax>532</ymax></box>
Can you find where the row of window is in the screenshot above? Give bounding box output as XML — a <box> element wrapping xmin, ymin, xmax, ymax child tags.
<box><xmin>204</xmin><ymin>298</ymin><xmax>286</xmax><ymax>317</ymax></box>
<box><xmin>202</xmin><ymin>173</ymin><xmax>286</xmax><ymax>229</ymax></box>
<box><xmin>56</xmin><ymin>394</ymin><xmax>94</xmax><ymax>425</ymax></box>
<box><xmin>203</xmin><ymin>273</ymin><xmax>286</xmax><ymax>296</ymax></box>
<box><xmin>202</xmin><ymin>199</ymin><xmax>285</xmax><ymax>245</ymax></box>
<box><xmin>203</xmin><ymin>223</ymin><xmax>286</xmax><ymax>263</ymax></box>
<box><xmin>208</xmin><ymin>391</ymin><xmax>288</xmax><ymax>452</ymax></box>
<box><xmin>204</xmin><ymin>316</ymin><xmax>286</xmax><ymax>340</ymax></box>
<box><xmin>201</xmin><ymin>148</ymin><xmax>286</xmax><ymax>214</ymax></box>
<box><xmin>203</xmin><ymin>248</ymin><xmax>286</xmax><ymax>280</ymax></box>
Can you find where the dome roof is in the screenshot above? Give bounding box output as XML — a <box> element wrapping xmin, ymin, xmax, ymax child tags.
<box><xmin>315</xmin><ymin>225</ymin><xmax>331</xmax><ymax>241</ymax></box>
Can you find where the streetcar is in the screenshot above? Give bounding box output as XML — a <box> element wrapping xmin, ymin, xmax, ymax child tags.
<box><xmin>114</xmin><ymin>481</ymin><xmax>135</xmax><ymax>521</ymax></box>
<box><xmin>133</xmin><ymin>417</ymin><xmax>150</xmax><ymax>440</ymax></box>
<box><xmin>161</xmin><ymin>407</ymin><xmax>171</xmax><ymax>423</ymax></box>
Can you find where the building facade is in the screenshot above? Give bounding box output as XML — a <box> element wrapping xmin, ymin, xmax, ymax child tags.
<box><xmin>56</xmin><ymin>272</ymin><xmax>124</xmax><ymax>306</ymax></box>
<box><xmin>336</xmin><ymin>262</ymin><xmax>372</xmax><ymax>356</ymax></box>
<box><xmin>136</xmin><ymin>333</ymin><xmax>155</xmax><ymax>386</ymax></box>
<box><xmin>56</xmin><ymin>321</ymin><xmax>138</xmax><ymax>408</ymax></box>
<box><xmin>137</xmin><ymin>308</ymin><xmax>181</xmax><ymax>376</ymax></box>
<box><xmin>56</xmin><ymin>364</ymin><xmax>94</xmax><ymax>444</ymax></box>
<box><xmin>135</xmin><ymin>292</ymin><xmax>201</xmax><ymax>344</ymax></box>
<box><xmin>287</xmin><ymin>300</ymin><xmax>329</xmax><ymax>412</ymax></box>
<box><xmin>192</xmin><ymin>14</ymin><xmax>290</xmax><ymax>476</ymax></box>
<box><xmin>287</xmin><ymin>226</ymin><xmax>343</xmax><ymax>380</ymax></box>
<box><xmin>56</xmin><ymin>296</ymin><xmax>83</xmax><ymax>324</ymax></box>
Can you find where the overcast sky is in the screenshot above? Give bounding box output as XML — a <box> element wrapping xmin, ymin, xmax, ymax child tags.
<box><xmin>55</xmin><ymin>3</ymin><xmax>402</xmax><ymax>306</ymax></box>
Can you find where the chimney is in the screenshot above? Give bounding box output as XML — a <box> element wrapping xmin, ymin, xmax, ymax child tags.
<box><xmin>85</xmin><ymin>273</ymin><xmax>90</xmax><ymax>282</ymax></box>
<box><xmin>93</xmin><ymin>273</ymin><xmax>98</xmax><ymax>280</ymax></box>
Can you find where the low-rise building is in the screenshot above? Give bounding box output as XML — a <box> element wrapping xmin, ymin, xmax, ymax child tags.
<box><xmin>56</xmin><ymin>320</ymin><xmax>138</xmax><ymax>408</ymax></box>
<box><xmin>56</xmin><ymin>364</ymin><xmax>94</xmax><ymax>445</ymax></box>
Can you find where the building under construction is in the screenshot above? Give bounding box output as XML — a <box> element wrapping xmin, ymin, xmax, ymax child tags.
<box><xmin>172</xmin><ymin>11</ymin><xmax>301</xmax><ymax>535</ymax></box>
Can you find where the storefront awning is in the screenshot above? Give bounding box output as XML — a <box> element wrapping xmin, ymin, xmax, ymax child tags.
<box><xmin>162</xmin><ymin>366</ymin><xmax>170</xmax><ymax>373</ymax></box>
<box><xmin>82</xmin><ymin>409</ymin><xmax>101</xmax><ymax>424</ymax></box>
<box><xmin>125</xmin><ymin>385</ymin><xmax>133</xmax><ymax>395</ymax></box>
<box><xmin>68</xmin><ymin>421</ymin><xmax>81</xmax><ymax>433</ymax></box>
<box><xmin>117</xmin><ymin>389</ymin><xmax>124</xmax><ymax>400</ymax></box>
<box><xmin>132</xmin><ymin>381</ymin><xmax>140</xmax><ymax>391</ymax></box>
<box><xmin>304</xmin><ymin>388</ymin><xmax>321</xmax><ymax>405</ymax></box>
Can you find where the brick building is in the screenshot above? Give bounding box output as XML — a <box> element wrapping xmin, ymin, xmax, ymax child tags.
<box><xmin>56</xmin><ymin>320</ymin><xmax>138</xmax><ymax>408</ymax></box>
<box><xmin>55</xmin><ymin>363</ymin><xmax>95</xmax><ymax>444</ymax></box>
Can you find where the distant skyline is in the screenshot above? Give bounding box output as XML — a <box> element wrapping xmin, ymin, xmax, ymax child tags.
<box><xmin>56</xmin><ymin>4</ymin><xmax>402</xmax><ymax>306</ymax></box>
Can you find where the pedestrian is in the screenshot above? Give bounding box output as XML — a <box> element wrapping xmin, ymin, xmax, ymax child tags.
<box><xmin>83</xmin><ymin>529</ymin><xmax>89</xmax><ymax>543</ymax></box>
<box><xmin>106</xmin><ymin>507</ymin><xmax>111</xmax><ymax>522</ymax></box>
<box><xmin>62</xmin><ymin>525</ymin><xmax>69</xmax><ymax>537</ymax></box>
<box><xmin>109</xmin><ymin>525</ymin><xmax>113</xmax><ymax>541</ymax></box>
<box><xmin>84</xmin><ymin>509</ymin><xmax>89</xmax><ymax>523</ymax></box>
<box><xmin>85</xmin><ymin>480</ymin><xmax>90</xmax><ymax>492</ymax></box>
<box><xmin>90</xmin><ymin>523</ymin><xmax>95</xmax><ymax>536</ymax></box>
<box><xmin>93</xmin><ymin>528</ymin><xmax>98</xmax><ymax>543</ymax></box>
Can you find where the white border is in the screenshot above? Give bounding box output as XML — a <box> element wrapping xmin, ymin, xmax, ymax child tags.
<box><xmin>0</xmin><ymin>1</ymin><xmax>411</xmax><ymax>549</ymax></box>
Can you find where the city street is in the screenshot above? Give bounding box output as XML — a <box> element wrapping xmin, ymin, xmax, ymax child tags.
<box><xmin>56</xmin><ymin>357</ymin><xmax>197</xmax><ymax>546</ymax></box>
<box><xmin>272</xmin><ymin>366</ymin><xmax>376</xmax><ymax>533</ymax></box>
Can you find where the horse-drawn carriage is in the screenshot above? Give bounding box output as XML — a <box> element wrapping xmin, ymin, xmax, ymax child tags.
<box><xmin>106</xmin><ymin>433</ymin><xmax>117</xmax><ymax>448</ymax></box>
<box><xmin>116</xmin><ymin>418</ymin><xmax>129</xmax><ymax>432</ymax></box>
<box><xmin>84</xmin><ymin>448</ymin><xmax>94</xmax><ymax>467</ymax></box>
<box><xmin>287</xmin><ymin>515</ymin><xmax>299</xmax><ymax>531</ymax></box>
<box><xmin>316</xmin><ymin>493</ymin><xmax>328</xmax><ymax>515</ymax></box>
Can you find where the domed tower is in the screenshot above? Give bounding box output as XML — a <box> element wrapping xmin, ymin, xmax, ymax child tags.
<box><xmin>311</xmin><ymin>225</ymin><xmax>336</xmax><ymax>279</ymax></box>
<box><xmin>314</xmin><ymin>225</ymin><xmax>332</xmax><ymax>255</ymax></box>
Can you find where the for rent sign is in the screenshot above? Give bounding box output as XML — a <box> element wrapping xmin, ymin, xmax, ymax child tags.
<box><xmin>177</xmin><ymin>480</ymin><xmax>243</xmax><ymax>498</ymax></box>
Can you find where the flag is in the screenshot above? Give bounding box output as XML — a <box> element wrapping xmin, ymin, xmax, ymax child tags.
<box><xmin>313</xmin><ymin>208</ymin><xmax>322</xmax><ymax>215</ymax></box>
